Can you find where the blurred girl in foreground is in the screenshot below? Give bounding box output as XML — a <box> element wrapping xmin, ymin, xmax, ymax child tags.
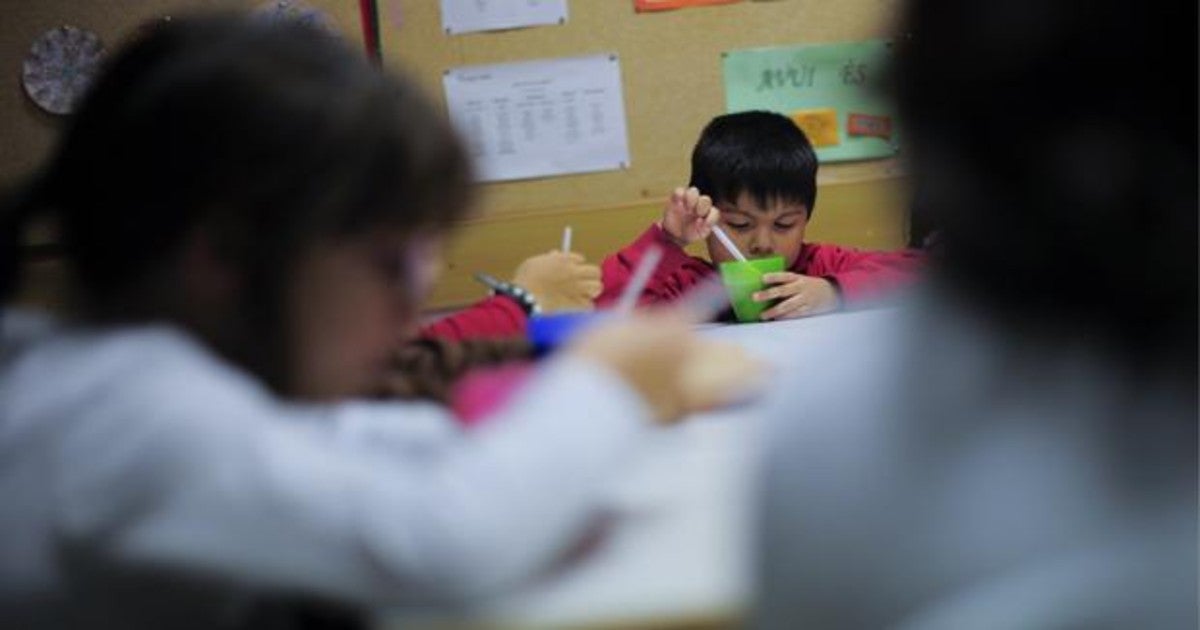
<box><xmin>0</xmin><ymin>14</ymin><xmax>755</xmax><ymax>628</ymax></box>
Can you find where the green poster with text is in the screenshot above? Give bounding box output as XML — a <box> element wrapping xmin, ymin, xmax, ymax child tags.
<box><xmin>723</xmin><ymin>40</ymin><xmax>898</xmax><ymax>163</ymax></box>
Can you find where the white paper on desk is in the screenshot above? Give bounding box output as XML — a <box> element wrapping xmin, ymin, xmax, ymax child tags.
<box><xmin>443</xmin><ymin>54</ymin><xmax>631</xmax><ymax>182</ymax></box>
<box><xmin>439</xmin><ymin>0</ymin><xmax>567</xmax><ymax>35</ymax></box>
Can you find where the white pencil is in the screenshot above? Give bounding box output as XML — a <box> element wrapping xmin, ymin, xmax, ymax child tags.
<box><xmin>616</xmin><ymin>245</ymin><xmax>664</xmax><ymax>314</ymax></box>
<box><xmin>710</xmin><ymin>224</ymin><xmax>748</xmax><ymax>262</ymax></box>
<box><xmin>561</xmin><ymin>226</ymin><xmax>573</xmax><ymax>253</ymax></box>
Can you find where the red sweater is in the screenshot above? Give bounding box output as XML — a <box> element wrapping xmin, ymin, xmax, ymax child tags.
<box><xmin>420</xmin><ymin>295</ymin><xmax>527</xmax><ymax>342</ymax></box>
<box><xmin>597</xmin><ymin>224</ymin><xmax>923</xmax><ymax>309</ymax></box>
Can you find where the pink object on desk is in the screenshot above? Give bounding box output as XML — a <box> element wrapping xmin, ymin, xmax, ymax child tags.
<box><xmin>450</xmin><ymin>363</ymin><xmax>536</xmax><ymax>427</ymax></box>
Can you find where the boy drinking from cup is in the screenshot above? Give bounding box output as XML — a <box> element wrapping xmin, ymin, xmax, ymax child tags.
<box><xmin>599</xmin><ymin>111</ymin><xmax>922</xmax><ymax>321</ymax></box>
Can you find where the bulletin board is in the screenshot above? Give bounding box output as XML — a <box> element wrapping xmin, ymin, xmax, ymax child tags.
<box><xmin>371</xmin><ymin>0</ymin><xmax>908</xmax><ymax>306</ymax></box>
<box><xmin>377</xmin><ymin>0</ymin><xmax>905</xmax><ymax>215</ymax></box>
<box><xmin>0</xmin><ymin>0</ymin><xmax>909</xmax><ymax>310</ymax></box>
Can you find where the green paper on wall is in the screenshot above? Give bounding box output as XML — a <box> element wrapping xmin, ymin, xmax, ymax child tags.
<box><xmin>722</xmin><ymin>39</ymin><xmax>898</xmax><ymax>163</ymax></box>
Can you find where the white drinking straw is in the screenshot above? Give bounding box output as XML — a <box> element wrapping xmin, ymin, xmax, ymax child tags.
<box><xmin>561</xmin><ymin>226</ymin><xmax>573</xmax><ymax>253</ymax></box>
<box><xmin>616</xmin><ymin>245</ymin><xmax>664</xmax><ymax>314</ymax></box>
<box><xmin>710</xmin><ymin>224</ymin><xmax>748</xmax><ymax>262</ymax></box>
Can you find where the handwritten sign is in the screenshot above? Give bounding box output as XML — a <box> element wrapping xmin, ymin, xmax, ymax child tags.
<box><xmin>723</xmin><ymin>40</ymin><xmax>897</xmax><ymax>162</ymax></box>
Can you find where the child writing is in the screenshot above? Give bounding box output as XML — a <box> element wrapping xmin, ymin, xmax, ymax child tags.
<box><xmin>0</xmin><ymin>14</ymin><xmax>757</xmax><ymax>628</ymax></box>
<box><xmin>598</xmin><ymin>111</ymin><xmax>922</xmax><ymax>320</ymax></box>
<box><xmin>420</xmin><ymin>248</ymin><xmax>602</xmax><ymax>341</ymax></box>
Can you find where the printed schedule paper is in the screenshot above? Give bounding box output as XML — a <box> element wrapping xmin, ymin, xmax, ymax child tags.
<box><xmin>443</xmin><ymin>54</ymin><xmax>631</xmax><ymax>182</ymax></box>
<box><xmin>440</xmin><ymin>0</ymin><xmax>568</xmax><ymax>35</ymax></box>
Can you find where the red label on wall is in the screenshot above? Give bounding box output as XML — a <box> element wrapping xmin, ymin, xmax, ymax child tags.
<box><xmin>847</xmin><ymin>113</ymin><xmax>893</xmax><ymax>140</ymax></box>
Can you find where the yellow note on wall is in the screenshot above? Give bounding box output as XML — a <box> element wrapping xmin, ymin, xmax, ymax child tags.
<box><xmin>790</xmin><ymin>109</ymin><xmax>840</xmax><ymax>148</ymax></box>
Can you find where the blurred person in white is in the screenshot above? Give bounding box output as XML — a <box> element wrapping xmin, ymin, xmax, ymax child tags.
<box><xmin>0</xmin><ymin>14</ymin><xmax>758</xmax><ymax>630</ymax></box>
<box><xmin>754</xmin><ymin>0</ymin><xmax>1196</xmax><ymax>627</ymax></box>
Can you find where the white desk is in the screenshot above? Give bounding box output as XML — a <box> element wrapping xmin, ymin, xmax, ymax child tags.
<box><xmin>380</xmin><ymin>309</ymin><xmax>896</xmax><ymax>629</ymax></box>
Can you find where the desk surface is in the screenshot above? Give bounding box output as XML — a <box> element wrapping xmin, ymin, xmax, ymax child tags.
<box><xmin>380</xmin><ymin>309</ymin><xmax>897</xmax><ymax>629</ymax></box>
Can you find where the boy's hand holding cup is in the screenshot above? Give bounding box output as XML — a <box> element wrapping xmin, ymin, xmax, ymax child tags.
<box><xmin>753</xmin><ymin>272</ymin><xmax>839</xmax><ymax>320</ymax></box>
<box><xmin>660</xmin><ymin>186</ymin><xmax>719</xmax><ymax>247</ymax></box>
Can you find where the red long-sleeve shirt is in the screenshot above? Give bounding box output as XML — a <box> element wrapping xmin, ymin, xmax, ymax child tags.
<box><xmin>420</xmin><ymin>295</ymin><xmax>527</xmax><ymax>342</ymax></box>
<box><xmin>596</xmin><ymin>224</ymin><xmax>923</xmax><ymax>309</ymax></box>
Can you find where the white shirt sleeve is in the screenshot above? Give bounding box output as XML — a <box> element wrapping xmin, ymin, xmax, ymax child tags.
<box><xmin>286</xmin><ymin>398</ymin><xmax>463</xmax><ymax>464</ymax></box>
<box><xmin>51</xmin><ymin>352</ymin><xmax>651</xmax><ymax>606</ymax></box>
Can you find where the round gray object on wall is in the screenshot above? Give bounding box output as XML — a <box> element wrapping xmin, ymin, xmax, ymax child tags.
<box><xmin>22</xmin><ymin>26</ymin><xmax>105</xmax><ymax>116</ymax></box>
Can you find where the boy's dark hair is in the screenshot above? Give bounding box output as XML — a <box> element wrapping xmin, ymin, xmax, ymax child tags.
<box><xmin>688</xmin><ymin>111</ymin><xmax>819</xmax><ymax>215</ymax></box>
<box><xmin>1</xmin><ymin>13</ymin><xmax>473</xmax><ymax>390</ymax></box>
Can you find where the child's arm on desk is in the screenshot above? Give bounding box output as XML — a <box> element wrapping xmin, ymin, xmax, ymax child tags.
<box><xmin>422</xmin><ymin>251</ymin><xmax>603</xmax><ymax>341</ymax></box>
<box><xmin>806</xmin><ymin>245</ymin><xmax>924</xmax><ymax>307</ymax></box>
<box><xmin>421</xmin><ymin>296</ymin><xmax>527</xmax><ymax>342</ymax></box>
<box><xmin>754</xmin><ymin>246</ymin><xmax>924</xmax><ymax>320</ymax></box>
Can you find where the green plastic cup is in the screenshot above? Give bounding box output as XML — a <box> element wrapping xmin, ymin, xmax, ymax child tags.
<box><xmin>718</xmin><ymin>256</ymin><xmax>786</xmax><ymax>322</ymax></box>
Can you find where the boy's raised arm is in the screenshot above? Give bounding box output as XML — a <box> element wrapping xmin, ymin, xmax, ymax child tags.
<box><xmin>597</xmin><ymin>188</ymin><xmax>720</xmax><ymax>308</ymax></box>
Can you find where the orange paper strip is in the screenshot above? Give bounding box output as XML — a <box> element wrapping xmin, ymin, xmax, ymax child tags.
<box><xmin>790</xmin><ymin>108</ymin><xmax>840</xmax><ymax>148</ymax></box>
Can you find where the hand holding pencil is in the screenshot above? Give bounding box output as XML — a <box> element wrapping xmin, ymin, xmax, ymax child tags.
<box><xmin>512</xmin><ymin>250</ymin><xmax>602</xmax><ymax>313</ymax></box>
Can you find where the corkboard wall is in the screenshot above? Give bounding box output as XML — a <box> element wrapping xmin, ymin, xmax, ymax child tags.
<box><xmin>0</xmin><ymin>1</ymin><xmax>365</xmax><ymax>185</ymax></box>
<box><xmin>1</xmin><ymin>0</ymin><xmax>909</xmax><ymax>310</ymax></box>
